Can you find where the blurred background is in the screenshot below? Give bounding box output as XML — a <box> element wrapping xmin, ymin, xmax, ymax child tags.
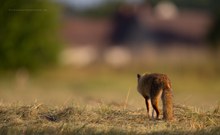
<box><xmin>0</xmin><ymin>0</ymin><xmax>220</xmax><ymax>110</ymax></box>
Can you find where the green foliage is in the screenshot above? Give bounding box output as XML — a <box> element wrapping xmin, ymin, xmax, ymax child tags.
<box><xmin>0</xmin><ymin>0</ymin><xmax>61</xmax><ymax>70</ymax></box>
<box><xmin>207</xmin><ymin>0</ymin><xmax>220</xmax><ymax>48</ymax></box>
<box><xmin>208</xmin><ymin>15</ymin><xmax>220</xmax><ymax>49</ymax></box>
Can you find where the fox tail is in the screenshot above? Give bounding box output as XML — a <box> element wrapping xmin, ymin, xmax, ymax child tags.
<box><xmin>162</xmin><ymin>83</ymin><xmax>173</xmax><ymax>120</ymax></box>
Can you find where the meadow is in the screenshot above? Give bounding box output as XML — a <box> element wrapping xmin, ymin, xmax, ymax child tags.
<box><xmin>0</xmin><ymin>54</ymin><xmax>220</xmax><ymax>134</ymax></box>
<box><xmin>0</xmin><ymin>103</ymin><xmax>219</xmax><ymax>135</ymax></box>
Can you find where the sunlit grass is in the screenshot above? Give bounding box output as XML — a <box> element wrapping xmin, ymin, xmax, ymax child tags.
<box><xmin>0</xmin><ymin>61</ymin><xmax>220</xmax><ymax>134</ymax></box>
<box><xmin>0</xmin><ymin>103</ymin><xmax>219</xmax><ymax>134</ymax></box>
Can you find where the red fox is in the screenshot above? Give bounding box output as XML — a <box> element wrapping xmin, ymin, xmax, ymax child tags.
<box><xmin>137</xmin><ymin>73</ymin><xmax>173</xmax><ymax>120</ymax></box>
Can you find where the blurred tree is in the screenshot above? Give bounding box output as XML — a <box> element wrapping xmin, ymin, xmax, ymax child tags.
<box><xmin>207</xmin><ymin>0</ymin><xmax>220</xmax><ymax>49</ymax></box>
<box><xmin>0</xmin><ymin>0</ymin><xmax>61</xmax><ymax>71</ymax></box>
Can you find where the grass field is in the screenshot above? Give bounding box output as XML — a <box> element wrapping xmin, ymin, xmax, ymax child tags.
<box><xmin>0</xmin><ymin>103</ymin><xmax>219</xmax><ymax>134</ymax></box>
<box><xmin>0</xmin><ymin>59</ymin><xmax>220</xmax><ymax>134</ymax></box>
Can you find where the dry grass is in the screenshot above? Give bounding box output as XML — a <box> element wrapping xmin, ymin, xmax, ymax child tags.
<box><xmin>0</xmin><ymin>103</ymin><xmax>219</xmax><ymax>135</ymax></box>
<box><xmin>0</xmin><ymin>57</ymin><xmax>220</xmax><ymax>134</ymax></box>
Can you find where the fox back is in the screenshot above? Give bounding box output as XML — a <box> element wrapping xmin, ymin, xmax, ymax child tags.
<box><xmin>137</xmin><ymin>73</ymin><xmax>171</xmax><ymax>97</ymax></box>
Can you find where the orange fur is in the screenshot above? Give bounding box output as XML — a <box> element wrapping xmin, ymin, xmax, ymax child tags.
<box><xmin>137</xmin><ymin>73</ymin><xmax>173</xmax><ymax>121</ymax></box>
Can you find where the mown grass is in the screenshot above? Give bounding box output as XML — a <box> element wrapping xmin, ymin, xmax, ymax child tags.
<box><xmin>0</xmin><ymin>103</ymin><xmax>219</xmax><ymax>135</ymax></box>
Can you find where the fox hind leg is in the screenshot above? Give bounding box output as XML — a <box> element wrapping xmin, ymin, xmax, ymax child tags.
<box><xmin>144</xmin><ymin>96</ymin><xmax>150</xmax><ymax>118</ymax></box>
<box><xmin>150</xmin><ymin>80</ymin><xmax>163</xmax><ymax>120</ymax></box>
<box><xmin>151</xmin><ymin>98</ymin><xmax>160</xmax><ymax>119</ymax></box>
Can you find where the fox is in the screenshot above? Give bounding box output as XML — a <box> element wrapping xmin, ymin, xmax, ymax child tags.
<box><xmin>137</xmin><ymin>73</ymin><xmax>173</xmax><ymax>121</ymax></box>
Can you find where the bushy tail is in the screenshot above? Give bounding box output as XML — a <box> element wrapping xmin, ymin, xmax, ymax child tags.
<box><xmin>162</xmin><ymin>87</ymin><xmax>173</xmax><ymax>121</ymax></box>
